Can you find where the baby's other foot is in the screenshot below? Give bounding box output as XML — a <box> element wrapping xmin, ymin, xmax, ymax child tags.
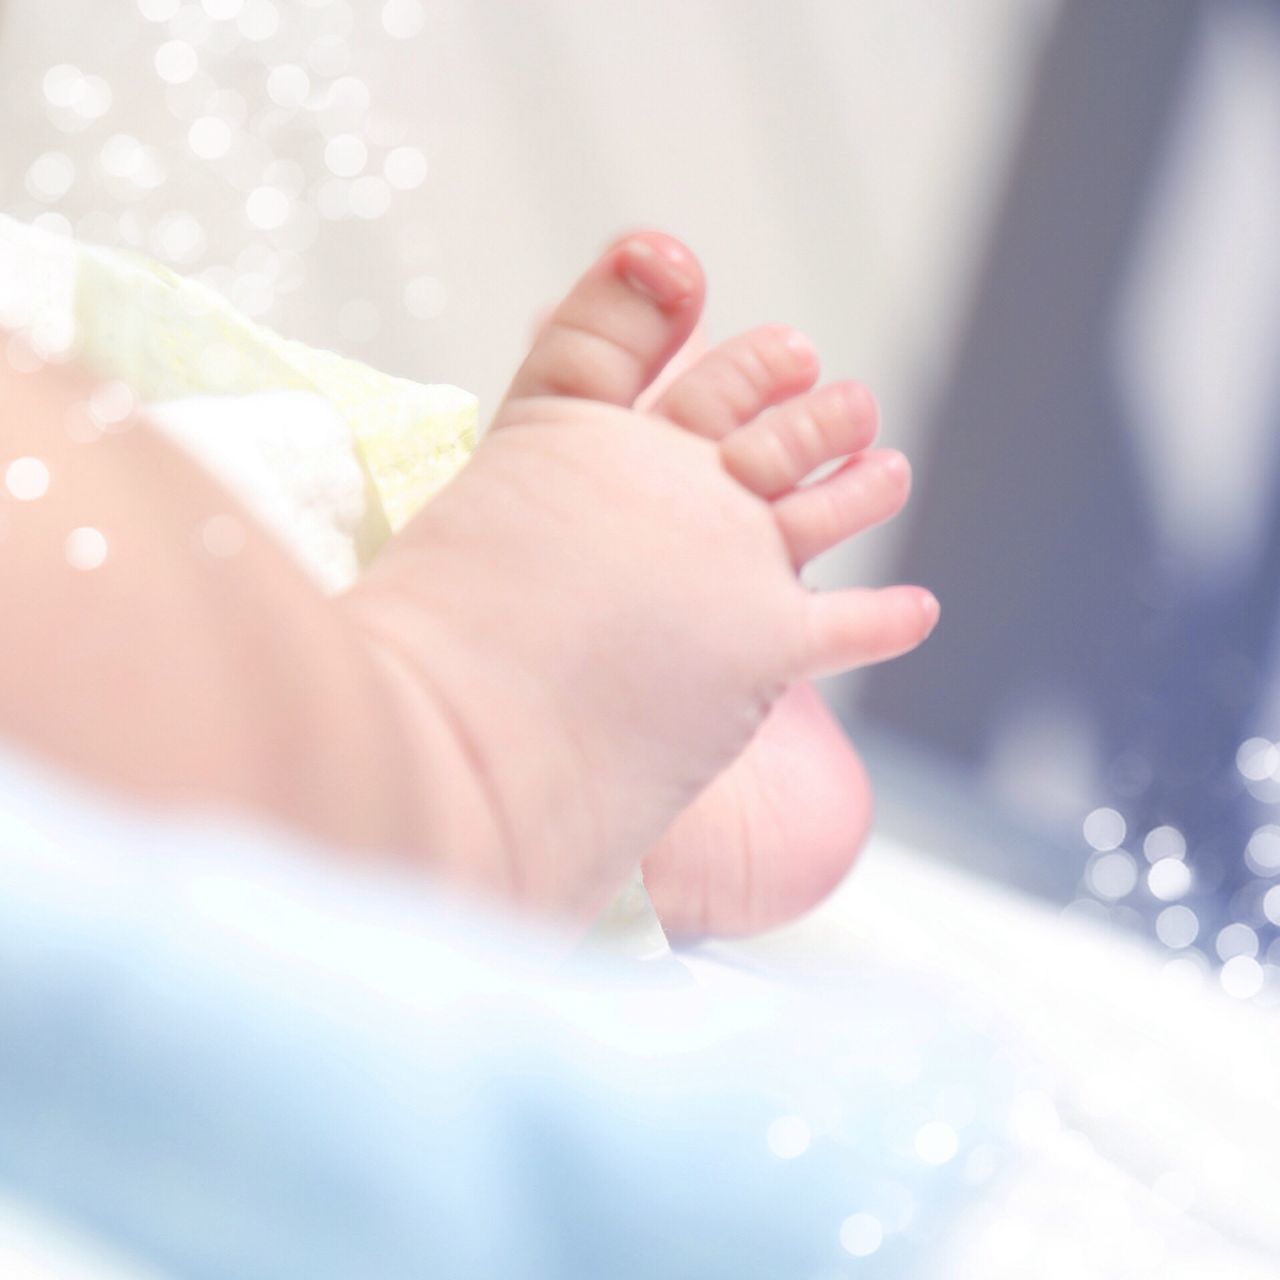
<box><xmin>641</xmin><ymin>322</ymin><xmax>921</xmax><ymax>937</ymax></box>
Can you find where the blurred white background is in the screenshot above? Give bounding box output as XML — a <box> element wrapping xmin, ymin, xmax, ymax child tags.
<box><xmin>0</xmin><ymin>0</ymin><xmax>1056</xmax><ymax>592</ymax></box>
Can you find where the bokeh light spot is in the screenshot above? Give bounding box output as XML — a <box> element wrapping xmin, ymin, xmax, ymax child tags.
<box><xmin>1245</xmin><ymin>825</ymin><xmax>1280</xmax><ymax>876</ymax></box>
<box><xmin>1155</xmin><ymin>904</ymin><xmax>1199</xmax><ymax>949</ymax></box>
<box><xmin>25</xmin><ymin>151</ymin><xmax>76</xmax><ymax>202</ymax></box>
<box><xmin>1083</xmin><ymin>806</ymin><xmax>1126</xmax><ymax>851</ymax></box>
<box><xmin>1142</xmin><ymin>824</ymin><xmax>1186</xmax><ymax>863</ymax></box>
<box><xmin>324</xmin><ymin>133</ymin><xmax>367</xmax><ymax>178</ymax></box>
<box><xmin>188</xmin><ymin>116</ymin><xmax>234</xmax><ymax>160</ymax></box>
<box><xmin>1215</xmin><ymin>922</ymin><xmax>1258</xmax><ymax>962</ymax></box>
<box><xmin>1220</xmin><ymin>955</ymin><xmax>1264</xmax><ymax>1000</ymax></box>
<box><xmin>1236</xmin><ymin>737</ymin><xmax>1278</xmax><ymax>781</ymax></box>
<box><xmin>245</xmin><ymin>186</ymin><xmax>290</xmax><ymax>230</ymax></box>
<box><xmin>5</xmin><ymin>457</ymin><xmax>50</xmax><ymax>501</ymax></box>
<box><xmin>155</xmin><ymin>40</ymin><xmax>199</xmax><ymax>85</ymax></box>
<box><xmin>266</xmin><ymin>63</ymin><xmax>311</xmax><ymax>110</ymax></box>
<box><xmin>765</xmin><ymin>1115</ymin><xmax>811</xmax><ymax>1160</ymax></box>
<box><xmin>1147</xmin><ymin>857</ymin><xmax>1191</xmax><ymax>901</ymax></box>
<box><xmin>914</xmin><ymin>1120</ymin><xmax>958</xmax><ymax>1166</ymax></box>
<box><xmin>65</xmin><ymin>526</ymin><xmax>108</xmax><ymax>571</ymax></box>
<box><xmin>839</xmin><ymin>1213</ymin><xmax>883</xmax><ymax>1258</ymax></box>
<box><xmin>1088</xmin><ymin>849</ymin><xmax>1138</xmax><ymax>900</ymax></box>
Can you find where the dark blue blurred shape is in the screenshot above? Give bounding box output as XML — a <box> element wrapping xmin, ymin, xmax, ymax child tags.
<box><xmin>858</xmin><ymin>0</ymin><xmax>1280</xmax><ymax>956</ymax></box>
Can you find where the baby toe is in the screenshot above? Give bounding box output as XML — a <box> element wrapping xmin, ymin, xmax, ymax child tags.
<box><xmin>803</xmin><ymin>585</ymin><xmax>940</xmax><ymax>679</ymax></box>
<box><xmin>720</xmin><ymin>380</ymin><xmax>879</xmax><ymax>499</ymax></box>
<box><xmin>773</xmin><ymin>447</ymin><xmax>910</xmax><ymax>567</ymax></box>
<box><xmin>650</xmin><ymin>323</ymin><xmax>820</xmax><ymax>440</ymax></box>
<box><xmin>496</xmin><ymin>232</ymin><xmax>705</xmax><ymax>418</ymax></box>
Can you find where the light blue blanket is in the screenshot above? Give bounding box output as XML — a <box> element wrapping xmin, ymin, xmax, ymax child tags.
<box><xmin>0</xmin><ymin>748</ymin><xmax>1008</xmax><ymax>1278</ymax></box>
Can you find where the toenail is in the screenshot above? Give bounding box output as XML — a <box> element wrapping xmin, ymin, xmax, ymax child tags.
<box><xmin>621</xmin><ymin>239</ymin><xmax>696</xmax><ymax>307</ymax></box>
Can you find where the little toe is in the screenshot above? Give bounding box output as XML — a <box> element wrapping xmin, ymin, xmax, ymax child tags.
<box><xmin>649</xmin><ymin>323</ymin><xmax>820</xmax><ymax>440</ymax></box>
<box><xmin>496</xmin><ymin>232</ymin><xmax>705</xmax><ymax>418</ymax></box>
<box><xmin>803</xmin><ymin>585</ymin><xmax>939</xmax><ymax>678</ymax></box>
<box><xmin>720</xmin><ymin>380</ymin><xmax>879</xmax><ymax>499</ymax></box>
<box><xmin>773</xmin><ymin>448</ymin><xmax>911</xmax><ymax>566</ymax></box>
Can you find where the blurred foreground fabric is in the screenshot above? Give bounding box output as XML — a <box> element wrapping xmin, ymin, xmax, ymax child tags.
<box><xmin>0</xmin><ymin>746</ymin><xmax>1005</xmax><ymax>1279</ymax></box>
<box><xmin>2</xmin><ymin>745</ymin><xmax>1279</xmax><ymax>1278</ymax></box>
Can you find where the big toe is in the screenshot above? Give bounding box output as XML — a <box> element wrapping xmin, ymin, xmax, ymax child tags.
<box><xmin>496</xmin><ymin>232</ymin><xmax>705</xmax><ymax>420</ymax></box>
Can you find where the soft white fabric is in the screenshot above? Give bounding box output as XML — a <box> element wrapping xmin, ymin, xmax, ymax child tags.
<box><xmin>0</xmin><ymin>747</ymin><xmax>1007</xmax><ymax>1280</ymax></box>
<box><xmin>146</xmin><ymin>392</ymin><xmax>367</xmax><ymax>594</ymax></box>
<box><xmin>705</xmin><ymin>844</ymin><xmax>1280</xmax><ymax>1276</ymax></box>
<box><xmin>2</xmin><ymin>741</ymin><xmax>1277</xmax><ymax>1276</ymax></box>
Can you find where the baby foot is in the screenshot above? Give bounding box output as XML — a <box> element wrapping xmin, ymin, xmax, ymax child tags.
<box><xmin>511</xmin><ymin>235</ymin><xmax>926</xmax><ymax>933</ymax></box>
<box><xmin>350</xmin><ymin>232</ymin><xmax>931</xmax><ymax>921</ymax></box>
<box><xmin>640</xmin><ymin>325</ymin><xmax>913</xmax><ymax>935</ymax></box>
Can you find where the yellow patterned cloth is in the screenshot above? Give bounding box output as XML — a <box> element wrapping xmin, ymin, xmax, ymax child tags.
<box><xmin>73</xmin><ymin>240</ymin><xmax>477</xmax><ymax>558</ymax></box>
